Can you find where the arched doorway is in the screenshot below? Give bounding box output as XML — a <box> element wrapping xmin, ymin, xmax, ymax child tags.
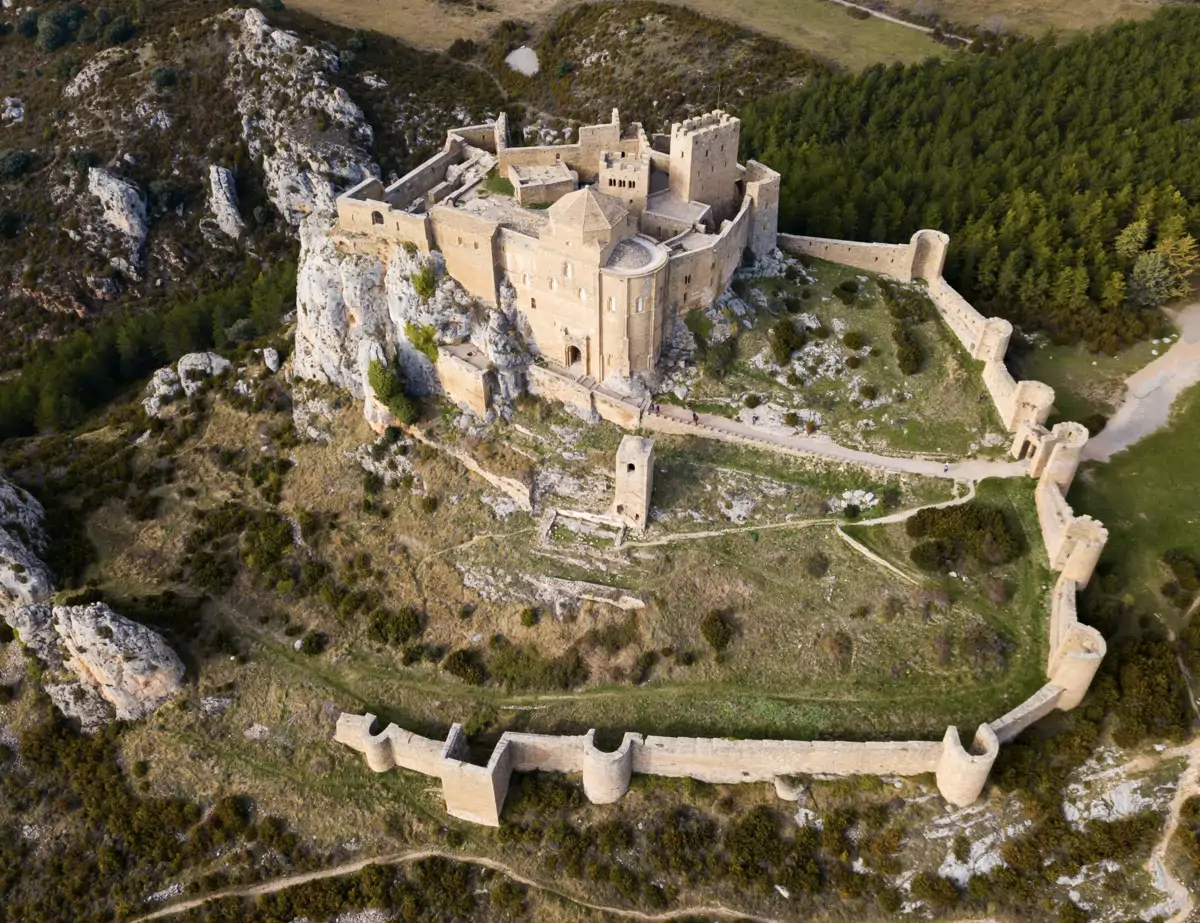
<box><xmin>566</xmin><ymin>345</ymin><xmax>582</xmax><ymax>367</ymax></box>
<box><xmin>370</xmin><ymin>210</ymin><xmax>384</xmax><ymax>226</ymax></box>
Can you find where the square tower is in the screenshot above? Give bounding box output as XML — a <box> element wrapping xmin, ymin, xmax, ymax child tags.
<box><xmin>613</xmin><ymin>436</ymin><xmax>654</xmax><ymax>531</ymax></box>
<box><xmin>668</xmin><ymin>111</ymin><xmax>741</xmax><ymax>223</ymax></box>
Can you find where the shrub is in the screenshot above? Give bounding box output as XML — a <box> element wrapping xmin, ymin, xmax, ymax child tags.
<box><xmin>367</xmin><ymin>359</ymin><xmax>418</xmax><ymax>425</ymax></box>
<box><xmin>770</xmin><ymin>319</ymin><xmax>806</xmax><ymax>365</ymax></box>
<box><xmin>410</xmin><ymin>263</ymin><xmax>437</xmax><ymax>301</ymax></box>
<box><xmin>845</xmin><ymin>355</ymin><xmax>861</xmax><ymax>369</ymax></box>
<box><xmin>834</xmin><ymin>279</ymin><xmax>859</xmax><ymax>304</ymax></box>
<box><xmin>860</xmin><ymin>384</ymin><xmax>878</xmax><ymax>400</ymax></box>
<box><xmin>743</xmin><ymin>393</ymin><xmax>761</xmax><ymax>409</ymax></box>
<box><xmin>17</xmin><ymin>10</ymin><xmax>38</xmax><ymax>37</ymax></box>
<box><xmin>1083</xmin><ymin>412</ymin><xmax>1108</xmax><ymax>436</ymax></box>
<box><xmin>405</xmin><ymin>321</ymin><xmax>438</xmax><ymax>363</ymax></box>
<box><xmin>893</xmin><ymin>325</ymin><xmax>924</xmax><ymax>374</ymax></box>
<box><xmin>906</xmin><ymin>502</ymin><xmax>1024</xmax><ymax>566</ymax></box>
<box><xmin>151</xmin><ymin>66</ymin><xmax>177</xmax><ymax>88</ymax></box>
<box><xmin>443</xmin><ymin>649</ymin><xmax>486</xmax><ymax>685</ymax></box>
<box><xmin>843</xmin><ymin>330</ymin><xmax>865</xmax><ymax>350</ymax></box>
<box><xmin>806</xmin><ymin>552</ymin><xmax>830</xmax><ymax>577</ymax></box>
<box><xmin>783</xmin><ymin>411</ymin><xmax>799</xmax><ymax>426</ymax></box>
<box><xmin>36</xmin><ymin>10</ymin><xmax>71</xmax><ymax>52</ymax></box>
<box><xmin>104</xmin><ymin>14</ymin><xmax>134</xmax><ymax>45</ymax></box>
<box><xmin>489</xmin><ymin>880</ymin><xmax>526</xmax><ymax>917</ymax></box>
<box><xmin>298</xmin><ymin>630</ymin><xmax>326</xmax><ymax>655</ymax></box>
<box><xmin>448</xmin><ymin>37</ymin><xmax>478</xmax><ymax>59</ymax></box>
<box><xmin>910</xmin><ymin>872</ymin><xmax>959</xmax><ymax>908</ymax></box>
<box><xmin>0</xmin><ymin>150</ymin><xmax>32</xmax><ymax>180</ymax></box>
<box><xmin>520</xmin><ymin>606</ymin><xmax>539</xmax><ymax>627</ymax></box>
<box><xmin>805</xmin><ymin>419</ymin><xmax>817</xmax><ymax>434</ymax></box>
<box><xmin>700</xmin><ymin>610</ymin><xmax>733</xmax><ymax>651</ymax></box>
<box><xmin>843</xmin><ymin>503</ymin><xmax>860</xmax><ymax>520</ymax></box>
<box><xmin>367</xmin><ymin>606</ymin><xmax>422</xmax><ymax>646</ymax></box>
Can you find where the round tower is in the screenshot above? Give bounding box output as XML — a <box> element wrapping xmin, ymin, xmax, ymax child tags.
<box><xmin>1049</xmin><ymin>622</ymin><xmax>1107</xmax><ymax>711</ymax></box>
<box><xmin>910</xmin><ymin>229</ymin><xmax>949</xmax><ymax>282</ymax></box>
<box><xmin>935</xmin><ymin>724</ymin><xmax>998</xmax><ymax>807</ymax></box>
<box><xmin>582</xmin><ymin>730</ymin><xmax>638</xmax><ymax>804</ymax></box>
<box><xmin>1041</xmin><ymin>422</ymin><xmax>1090</xmax><ymax>494</ymax></box>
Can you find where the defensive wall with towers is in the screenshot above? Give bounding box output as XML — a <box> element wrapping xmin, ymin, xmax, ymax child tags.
<box><xmin>333</xmin><ymin>181</ymin><xmax>1109</xmax><ymax>829</ymax></box>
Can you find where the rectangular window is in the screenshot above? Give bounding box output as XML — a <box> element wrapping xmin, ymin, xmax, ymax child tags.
<box><xmin>607</xmin><ymin>297</ymin><xmax>616</xmax><ymax>313</ymax></box>
<box><xmin>635</xmin><ymin>297</ymin><xmax>644</xmax><ymax>314</ymax></box>
<box><xmin>684</xmin><ymin>274</ymin><xmax>691</xmax><ymax>284</ymax></box>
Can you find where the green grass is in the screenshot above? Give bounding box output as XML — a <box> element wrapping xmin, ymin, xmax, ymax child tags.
<box><xmin>1071</xmin><ymin>383</ymin><xmax>1200</xmax><ymax>626</ymax></box>
<box><xmin>1012</xmin><ymin>337</ymin><xmax>1159</xmax><ymax>426</ymax></box>
<box><xmin>482</xmin><ymin>167</ymin><xmax>515</xmax><ymax>197</ymax></box>
<box><xmin>666</xmin><ymin>259</ymin><xmax>1008</xmax><ymax>456</ymax></box>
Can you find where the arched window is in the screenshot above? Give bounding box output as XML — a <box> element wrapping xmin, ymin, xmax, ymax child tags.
<box><xmin>550</xmin><ymin>278</ymin><xmax>557</xmax><ymax>291</ymax></box>
<box><xmin>370</xmin><ymin>211</ymin><xmax>384</xmax><ymax>226</ymax></box>
<box><xmin>530</xmin><ymin>298</ymin><xmax>537</xmax><ymax>310</ymax></box>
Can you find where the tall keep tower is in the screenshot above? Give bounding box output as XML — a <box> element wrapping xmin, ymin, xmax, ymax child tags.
<box><xmin>668</xmin><ymin>111</ymin><xmax>741</xmax><ymax>223</ymax></box>
<box><xmin>613</xmin><ymin>436</ymin><xmax>654</xmax><ymax>531</ymax></box>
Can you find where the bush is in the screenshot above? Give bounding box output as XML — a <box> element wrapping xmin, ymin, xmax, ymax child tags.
<box><xmin>0</xmin><ymin>150</ymin><xmax>32</xmax><ymax>180</ymax></box>
<box><xmin>911</xmin><ymin>539</ymin><xmax>953</xmax><ymax>572</ymax></box>
<box><xmin>806</xmin><ymin>552</ymin><xmax>830</xmax><ymax>577</ymax></box>
<box><xmin>104</xmin><ymin>14</ymin><xmax>134</xmax><ymax>45</ymax></box>
<box><xmin>910</xmin><ymin>872</ymin><xmax>959</xmax><ymax>908</ymax></box>
<box><xmin>298</xmin><ymin>630</ymin><xmax>327</xmax><ymax>655</ymax></box>
<box><xmin>410</xmin><ymin>263</ymin><xmax>437</xmax><ymax>302</ymax></box>
<box><xmin>17</xmin><ymin>10</ymin><xmax>39</xmax><ymax>37</ymax></box>
<box><xmin>860</xmin><ymin>384</ymin><xmax>878</xmax><ymax>400</ymax></box>
<box><xmin>519</xmin><ymin>606</ymin><xmax>539</xmax><ymax>627</ymax></box>
<box><xmin>893</xmin><ymin>325</ymin><xmax>924</xmax><ymax>374</ymax></box>
<box><xmin>843</xmin><ymin>503</ymin><xmax>860</xmax><ymax>520</ymax></box>
<box><xmin>1082</xmin><ymin>412</ymin><xmax>1108</xmax><ymax>435</ymax></box>
<box><xmin>444</xmin><ymin>649</ymin><xmax>486</xmax><ymax>685</ymax></box>
<box><xmin>151</xmin><ymin>66</ymin><xmax>177</xmax><ymax>88</ymax></box>
<box><xmin>367</xmin><ymin>606</ymin><xmax>422</xmax><ymax>646</ymax></box>
<box><xmin>843</xmin><ymin>330</ymin><xmax>865</xmax><ymax>350</ymax></box>
<box><xmin>700</xmin><ymin>610</ymin><xmax>733</xmax><ymax>651</ymax></box>
<box><xmin>743</xmin><ymin>393</ymin><xmax>761</xmax><ymax>409</ymax></box>
<box><xmin>36</xmin><ymin>10</ymin><xmax>71</xmax><ymax>51</ymax></box>
<box><xmin>367</xmin><ymin>359</ymin><xmax>418</xmax><ymax>425</ymax></box>
<box><xmin>448</xmin><ymin>37</ymin><xmax>478</xmax><ymax>59</ymax></box>
<box><xmin>845</xmin><ymin>356</ymin><xmax>861</xmax><ymax>369</ymax></box>
<box><xmin>770</xmin><ymin>319</ymin><xmax>807</xmax><ymax>365</ymax></box>
<box><xmin>405</xmin><ymin>321</ymin><xmax>438</xmax><ymax>363</ymax></box>
<box><xmin>783</xmin><ymin>411</ymin><xmax>799</xmax><ymax>426</ymax></box>
<box><xmin>906</xmin><ymin>502</ymin><xmax>1024</xmax><ymax>566</ymax></box>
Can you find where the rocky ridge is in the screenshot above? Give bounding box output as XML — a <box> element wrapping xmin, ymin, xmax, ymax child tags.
<box><xmin>6</xmin><ymin>602</ymin><xmax>184</xmax><ymax>730</ymax></box>
<box><xmin>224</xmin><ymin>7</ymin><xmax>378</xmax><ymax>225</ymax></box>
<box><xmin>0</xmin><ymin>477</ymin><xmax>53</xmax><ymax>615</ymax></box>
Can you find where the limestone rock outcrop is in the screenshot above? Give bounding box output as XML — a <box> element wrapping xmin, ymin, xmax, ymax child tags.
<box><xmin>293</xmin><ymin>219</ymin><xmax>524</xmax><ymax>426</ymax></box>
<box><xmin>63</xmin><ymin>47</ymin><xmax>127</xmax><ymax>98</ymax></box>
<box><xmin>0</xmin><ymin>477</ymin><xmax>53</xmax><ymax>615</ymax></box>
<box><xmin>206</xmin><ymin>164</ymin><xmax>245</xmax><ymax>240</ymax></box>
<box><xmin>224</xmin><ymin>8</ymin><xmax>378</xmax><ymax>224</ymax></box>
<box><xmin>5</xmin><ymin>603</ymin><xmax>184</xmax><ymax>728</ymax></box>
<box><xmin>177</xmin><ymin>351</ymin><xmax>232</xmax><ymax>395</ymax></box>
<box><xmin>2</xmin><ymin>97</ymin><xmax>24</xmax><ymax>124</ymax></box>
<box><xmin>81</xmin><ymin>167</ymin><xmax>148</xmax><ymax>280</ymax></box>
<box><xmin>143</xmin><ymin>366</ymin><xmax>182</xmax><ymax>417</ymax></box>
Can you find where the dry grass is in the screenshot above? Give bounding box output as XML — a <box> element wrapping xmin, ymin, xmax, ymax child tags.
<box><xmin>285</xmin><ymin>0</ymin><xmax>946</xmax><ymax>69</ymax></box>
<box><xmin>910</xmin><ymin>0</ymin><xmax>1155</xmax><ymax>35</ymax></box>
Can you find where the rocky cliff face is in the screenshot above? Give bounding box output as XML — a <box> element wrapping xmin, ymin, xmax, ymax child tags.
<box><xmin>224</xmin><ymin>7</ymin><xmax>378</xmax><ymax>225</ymax></box>
<box><xmin>6</xmin><ymin>603</ymin><xmax>184</xmax><ymax>729</ymax></box>
<box><xmin>0</xmin><ymin>477</ymin><xmax>53</xmax><ymax>616</ymax></box>
<box><xmin>293</xmin><ymin>219</ymin><xmax>528</xmax><ymax>423</ymax></box>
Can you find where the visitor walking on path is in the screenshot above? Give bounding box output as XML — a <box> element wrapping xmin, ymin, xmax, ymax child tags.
<box><xmin>943</xmin><ymin>462</ymin><xmax>950</xmax><ymax>474</ymax></box>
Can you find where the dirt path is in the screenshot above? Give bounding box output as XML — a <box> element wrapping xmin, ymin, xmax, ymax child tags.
<box><xmin>646</xmin><ymin>403</ymin><xmax>1026</xmax><ymax>481</ymax></box>
<box><xmin>1084</xmin><ymin>301</ymin><xmax>1200</xmax><ymax>462</ymax></box>
<box><xmin>1144</xmin><ymin>737</ymin><xmax>1200</xmax><ymax>923</ymax></box>
<box><xmin>824</xmin><ymin>0</ymin><xmax>970</xmax><ymax>42</ymax></box>
<box><xmin>129</xmin><ymin>849</ymin><xmax>785</xmax><ymax>923</ymax></box>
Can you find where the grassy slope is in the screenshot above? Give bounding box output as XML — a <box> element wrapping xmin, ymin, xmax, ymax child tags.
<box><xmin>908</xmin><ymin>0</ymin><xmax>1153</xmax><ymax>34</ymax></box>
<box><xmin>1071</xmin><ymin>383</ymin><xmax>1200</xmax><ymax>625</ymax></box>
<box><xmin>285</xmin><ymin>0</ymin><xmax>945</xmax><ymax>70</ymax></box>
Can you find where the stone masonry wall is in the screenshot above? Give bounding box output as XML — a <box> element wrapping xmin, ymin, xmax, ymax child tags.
<box><xmin>332</xmin><ymin>224</ymin><xmax>1112</xmax><ymax>829</ymax></box>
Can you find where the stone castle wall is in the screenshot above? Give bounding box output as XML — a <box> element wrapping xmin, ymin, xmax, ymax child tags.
<box><xmin>333</xmin><ymin>225</ymin><xmax>1112</xmax><ymax>829</ymax></box>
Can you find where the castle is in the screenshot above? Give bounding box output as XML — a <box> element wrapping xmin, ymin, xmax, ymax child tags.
<box><xmin>334</xmin><ymin>109</ymin><xmax>779</xmax><ymax>389</ymax></box>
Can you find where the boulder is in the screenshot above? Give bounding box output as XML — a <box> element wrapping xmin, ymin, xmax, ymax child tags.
<box><xmin>207</xmin><ymin>164</ymin><xmax>245</xmax><ymax>240</ymax></box>
<box><xmin>263</xmin><ymin>347</ymin><xmax>281</xmax><ymax>372</ymax></box>
<box><xmin>142</xmin><ymin>366</ymin><xmax>181</xmax><ymax>417</ymax></box>
<box><xmin>177</xmin><ymin>351</ymin><xmax>232</xmax><ymax>395</ymax></box>
<box><xmin>1</xmin><ymin>97</ymin><xmax>24</xmax><ymax>124</ymax></box>
<box><xmin>5</xmin><ymin>603</ymin><xmax>184</xmax><ymax>726</ymax></box>
<box><xmin>85</xmin><ymin>167</ymin><xmax>148</xmax><ymax>279</ymax></box>
<box><xmin>0</xmin><ymin>477</ymin><xmax>53</xmax><ymax>616</ymax></box>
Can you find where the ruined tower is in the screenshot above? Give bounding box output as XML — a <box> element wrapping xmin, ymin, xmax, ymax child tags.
<box><xmin>613</xmin><ymin>436</ymin><xmax>654</xmax><ymax>531</ymax></box>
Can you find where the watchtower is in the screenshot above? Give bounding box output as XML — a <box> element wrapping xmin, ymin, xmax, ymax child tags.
<box><xmin>668</xmin><ymin>111</ymin><xmax>741</xmax><ymax>223</ymax></box>
<box><xmin>613</xmin><ymin>436</ymin><xmax>654</xmax><ymax>531</ymax></box>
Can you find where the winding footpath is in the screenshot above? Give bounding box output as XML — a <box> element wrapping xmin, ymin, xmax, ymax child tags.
<box><xmin>1084</xmin><ymin>302</ymin><xmax>1200</xmax><ymax>462</ymax></box>
<box><xmin>1145</xmin><ymin>738</ymin><xmax>1200</xmax><ymax>923</ymax></box>
<box><xmin>129</xmin><ymin>849</ymin><xmax>787</xmax><ymax>923</ymax></box>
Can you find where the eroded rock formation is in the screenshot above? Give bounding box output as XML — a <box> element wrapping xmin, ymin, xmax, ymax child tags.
<box><xmin>0</xmin><ymin>477</ymin><xmax>53</xmax><ymax>615</ymax></box>
<box><xmin>5</xmin><ymin>603</ymin><xmax>184</xmax><ymax>730</ymax></box>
